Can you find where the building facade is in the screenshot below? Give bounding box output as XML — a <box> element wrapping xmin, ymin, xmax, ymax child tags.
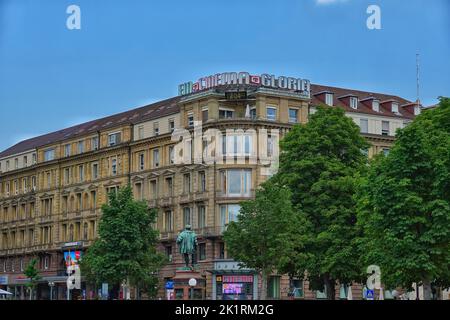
<box><xmin>0</xmin><ymin>72</ymin><xmax>418</xmax><ymax>300</ymax></box>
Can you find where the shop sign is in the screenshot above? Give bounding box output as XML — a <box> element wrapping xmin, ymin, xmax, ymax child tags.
<box><xmin>0</xmin><ymin>275</ymin><xmax>8</xmax><ymax>285</ymax></box>
<box><xmin>223</xmin><ymin>275</ymin><xmax>253</xmax><ymax>283</ymax></box>
<box><xmin>179</xmin><ymin>72</ymin><xmax>310</xmax><ymax>98</ymax></box>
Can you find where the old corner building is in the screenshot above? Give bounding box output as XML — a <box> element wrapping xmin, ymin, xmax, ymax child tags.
<box><xmin>0</xmin><ymin>71</ymin><xmax>420</xmax><ymax>300</ymax></box>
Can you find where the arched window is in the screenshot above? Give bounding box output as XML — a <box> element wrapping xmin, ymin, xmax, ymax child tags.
<box><xmin>83</xmin><ymin>193</ymin><xmax>89</xmax><ymax>210</ymax></box>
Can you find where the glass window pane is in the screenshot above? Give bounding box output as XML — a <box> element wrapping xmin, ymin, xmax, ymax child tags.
<box><xmin>227</xmin><ymin>170</ymin><xmax>241</xmax><ymax>194</ymax></box>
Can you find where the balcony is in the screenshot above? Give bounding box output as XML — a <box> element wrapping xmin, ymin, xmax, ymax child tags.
<box><xmin>179</xmin><ymin>193</ymin><xmax>193</xmax><ymax>204</ymax></box>
<box><xmin>194</xmin><ymin>226</ymin><xmax>224</xmax><ymax>239</ymax></box>
<box><xmin>160</xmin><ymin>231</ymin><xmax>176</xmax><ymax>241</ymax></box>
<box><xmin>159</xmin><ymin>196</ymin><xmax>174</xmax><ymax>207</ymax></box>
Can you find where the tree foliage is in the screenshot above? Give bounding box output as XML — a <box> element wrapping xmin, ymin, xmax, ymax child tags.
<box><xmin>358</xmin><ymin>97</ymin><xmax>450</xmax><ymax>295</ymax></box>
<box><xmin>24</xmin><ymin>258</ymin><xmax>41</xmax><ymax>300</ymax></box>
<box><xmin>80</xmin><ymin>185</ymin><xmax>166</xmax><ymax>298</ymax></box>
<box><xmin>276</xmin><ymin>106</ymin><xmax>369</xmax><ymax>299</ymax></box>
<box><xmin>223</xmin><ymin>180</ymin><xmax>300</xmax><ymax>299</ymax></box>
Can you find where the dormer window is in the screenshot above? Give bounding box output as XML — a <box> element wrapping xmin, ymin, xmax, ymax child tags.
<box><xmin>350</xmin><ymin>97</ymin><xmax>358</xmax><ymax>109</ymax></box>
<box><xmin>392</xmin><ymin>103</ymin><xmax>399</xmax><ymax>114</ymax></box>
<box><xmin>372</xmin><ymin>100</ymin><xmax>380</xmax><ymax>112</ymax></box>
<box><xmin>325</xmin><ymin>93</ymin><xmax>334</xmax><ymax>106</ymax></box>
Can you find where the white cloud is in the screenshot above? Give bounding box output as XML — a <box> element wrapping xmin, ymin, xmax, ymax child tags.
<box><xmin>315</xmin><ymin>0</ymin><xmax>349</xmax><ymax>5</ymax></box>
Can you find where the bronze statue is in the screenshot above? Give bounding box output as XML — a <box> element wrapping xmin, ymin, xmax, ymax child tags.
<box><xmin>176</xmin><ymin>225</ymin><xmax>198</xmax><ymax>269</ymax></box>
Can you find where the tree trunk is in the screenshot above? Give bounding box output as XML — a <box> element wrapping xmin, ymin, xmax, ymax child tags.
<box><xmin>324</xmin><ymin>275</ymin><xmax>336</xmax><ymax>300</ymax></box>
<box><xmin>422</xmin><ymin>279</ymin><xmax>432</xmax><ymax>300</ymax></box>
<box><xmin>261</xmin><ymin>270</ymin><xmax>268</xmax><ymax>300</ymax></box>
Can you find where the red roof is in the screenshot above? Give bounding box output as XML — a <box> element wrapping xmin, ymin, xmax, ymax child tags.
<box><xmin>0</xmin><ymin>84</ymin><xmax>416</xmax><ymax>159</ymax></box>
<box><xmin>310</xmin><ymin>84</ymin><xmax>415</xmax><ymax>119</ymax></box>
<box><xmin>0</xmin><ymin>96</ymin><xmax>181</xmax><ymax>159</ymax></box>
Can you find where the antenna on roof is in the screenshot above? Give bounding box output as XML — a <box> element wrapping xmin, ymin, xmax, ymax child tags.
<box><xmin>416</xmin><ymin>53</ymin><xmax>420</xmax><ymax>108</ymax></box>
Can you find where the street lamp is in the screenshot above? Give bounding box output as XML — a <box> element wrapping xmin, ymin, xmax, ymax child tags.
<box><xmin>188</xmin><ymin>278</ymin><xmax>197</xmax><ymax>300</ymax></box>
<box><xmin>48</xmin><ymin>282</ymin><xmax>55</xmax><ymax>301</ymax></box>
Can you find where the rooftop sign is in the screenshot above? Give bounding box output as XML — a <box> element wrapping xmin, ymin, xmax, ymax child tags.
<box><xmin>178</xmin><ymin>72</ymin><xmax>310</xmax><ymax>98</ymax></box>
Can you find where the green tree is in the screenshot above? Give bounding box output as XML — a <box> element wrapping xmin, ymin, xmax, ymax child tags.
<box><xmin>358</xmin><ymin>97</ymin><xmax>450</xmax><ymax>299</ymax></box>
<box><xmin>223</xmin><ymin>181</ymin><xmax>300</xmax><ymax>300</ymax></box>
<box><xmin>80</xmin><ymin>185</ymin><xmax>166</xmax><ymax>299</ymax></box>
<box><xmin>277</xmin><ymin>106</ymin><xmax>369</xmax><ymax>299</ymax></box>
<box><xmin>24</xmin><ymin>258</ymin><xmax>41</xmax><ymax>300</ymax></box>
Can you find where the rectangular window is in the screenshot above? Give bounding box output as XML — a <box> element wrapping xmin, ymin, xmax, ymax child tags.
<box><xmin>150</xmin><ymin>180</ymin><xmax>158</xmax><ymax>199</ymax></box>
<box><xmin>111</xmin><ymin>158</ymin><xmax>117</xmax><ymax>176</ymax></box>
<box><xmin>46</xmin><ymin>173</ymin><xmax>51</xmax><ymax>188</ymax></box>
<box><xmin>64</xmin><ymin>168</ymin><xmax>70</xmax><ymax>185</ymax></box>
<box><xmin>198</xmin><ymin>243</ymin><xmax>206</xmax><ymax>261</ymax></box>
<box><xmin>183</xmin><ymin>173</ymin><xmax>191</xmax><ymax>194</ymax></box>
<box><xmin>250</xmin><ymin>107</ymin><xmax>257</xmax><ymax>119</ymax></box>
<box><xmin>164</xmin><ymin>210</ymin><xmax>173</xmax><ymax>232</ymax></box>
<box><xmin>166</xmin><ymin>177</ymin><xmax>173</xmax><ymax>196</ymax></box>
<box><xmin>153</xmin><ymin>122</ymin><xmax>159</xmax><ymax>136</ymax></box>
<box><xmin>268</xmin><ymin>276</ymin><xmax>281</xmax><ymax>299</ymax></box>
<box><xmin>325</xmin><ymin>93</ymin><xmax>334</xmax><ymax>106</ymax></box>
<box><xmin>91</xmin><ymin>136</ymin><xmax>99</xmax><ymax>150</ymax></box>
<box><xmin>153</xmin><ymin>149</ymin><xmax>160</xmax><ymax>168</ymax></box>
<box><xmin>350</xmin><ymin>97</ymin><xmax>358</xmax><ymax>109</ymax></box>
<box><xmin>23</xmin><ymin>156</ymin><xmax>28</xmax><ymax>166</ymax></box>
<box><xmin>65</xmin><ymin>144</ymin><xmax>71</xmax><ymax>157</ymax></box>
<box><xmin>183</xmin><ymin>207</ymin><xmax>192</xmax><ymax>227</ymax></box>
<box><xmin>383</xmin><ymin>148</ymin><xmax>390</xmax><ymax>156</ymax></box>
<box><xmin>392</xmin><ymin>103</ymin><xmax>399</xmax><ymax>114</ymax></box>
<box><xmin>187</xmin><ymin>113</ymin><xmax>194</xmax><ymax>127</ymax></box>
<box><xmin>290</xmin><ymin>279</ymin><xmax>304</xmax><ymax>298</ymax></box>
<box><xmin>92</xmin><ymin>163</ymin><xmax>99</xmax><ymax>180</ymax></box>
<box><xmin>90</xmin><ymin>191</ymin><xmax>97</xmax><ymax>209</ymax></box>
<box><xmin>360</xmin><ymin>118</ymin><xmax>369</xmax><ymax>133</ymax></box>
<box><xmin>77</xmin><ymin>141</ymin><xmax>84</xmax><ymax>154</ymax></box>
<box><xmin>169</xmin><ymin>119</ymin><xmax>175</xmax><ymax>133</ymax></box>
<box><xmin>288</xmin><ymin>108</ymin><xmax>298</xmax><ymax>123</ymax></box>
<box><xmin>202</xmin><ymin>108</ymin><xmax>208</xmax><ymax>123</ymax></box>
<box><xmin>14</xmin><ymin>158</ymin><xmax>18</xmax><ymax>169</ymax></box>
<box><xmin>108</xmin><ymin>133</ymin><xmax>121</xmax><ymax>146</ymax></box>
<box><xmin>138</xmin><ymin>126</ymin><xmax>144</xmax><ymax>139</ymax></box>
<box><xmin>168</xmin><ymin>146</ymin><xmax>175</xmax><ymax>165</ymax></box>
<box><xmin>79</xmin><ymin>165</ymin><xmax>84</xmax><ymax>182</ymax></box>
<box><xmin>266</xmin><ymin>107</ymin><xmax>277</xmax><ymax>121</ymax></box>
<box><xmin>220</xmin><ymin>169</ymin><xmax>251</xmax><ymax>197</ymax></box>
<box><xmin>139</xmin><ymin>153</ymin><xmax>145</xmax><ymax>171</ymax></box>
<box><xmin>198</xmin><ymin>205</ymin><xmax>206</xmax><ymax>228</ymax></box>
<box><xmin>382</xmin><ymin>121</ymin><xmax>390</xmax><ymax>136</ymax></box>
<box><xmin>165</xmin><ymin>246</ymin><xmax>173</xmax><ymax>262</ymax></box>
<box><xmin>219</xmin><ymin>204</ymin><xmax>240</xmax><ymax>228</ymax></box>
<box><xmin>135</xmin><ymin>183</ymin><xmax>143</xmax><ymax>200</ymax></box>
<box><xmin>372</xmin><ymin>100</ymin><xmax>380</xmax><ymax>112</ymax></box>
<box><xmin>199</xmin><ymin>171</ymin><xmax>206</xmax><ymax>192</ymax></box>
<box><xmin>219</xmin><ymin>109</ymin><xmax>234</xmax><ymax>119</ymax></box>
<box><xmin>44</xmin><ymin>149</ymin><xmax>55</xmax><ymax>162</ymax></box>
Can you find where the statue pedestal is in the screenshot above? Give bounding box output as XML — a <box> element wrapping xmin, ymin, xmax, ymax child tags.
<box><xmin>173</xmin><ymin>268</ymin><xmax>205</xmax><ymax>300</ymax></box>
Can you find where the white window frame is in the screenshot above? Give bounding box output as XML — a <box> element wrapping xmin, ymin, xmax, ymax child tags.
<box><xmin>108</xmin><ymin>132</ymin><xmax>121</xmax><ymax>147</ymax></box>
<box><xmin>288</xmin><ymin>108</ymin><xmax>299</xmax><ymax>123</ymax></box>
<box><xmin>360</xmin><ymin>118</ymin><xmax>369</xmax><ymax>133</ymax></box>
<box><xmin>350</xmin><ymin>97</ymin><xmax>358</xmax><ymax>109</ymax></box>
<box><xmin>266</xmin><ymin>106</ymin><xmax>277</xmax><ymax>121</ymax></box>
<box><xmin>325</xmin><ymin>93</ymin><xmax>334</xmax><ymax>106</ymax></box>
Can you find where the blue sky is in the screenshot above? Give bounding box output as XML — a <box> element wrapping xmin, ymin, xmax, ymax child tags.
<box><xmin>0</xmin><ymin>0</ymin><xmax>449</xmax><ymax>152</ymax></box>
